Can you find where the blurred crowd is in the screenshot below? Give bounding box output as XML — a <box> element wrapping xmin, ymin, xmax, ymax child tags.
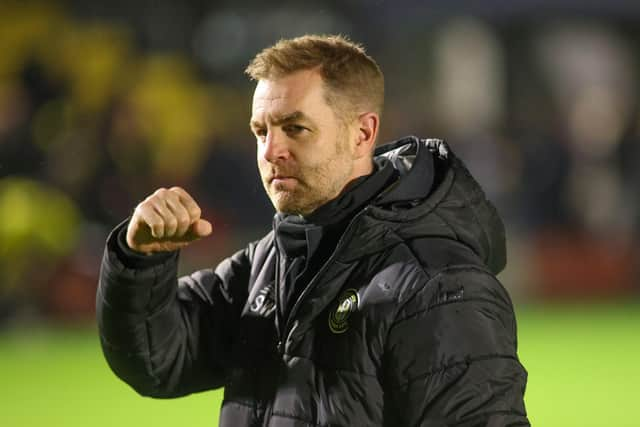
<box><xmin>1</xmin><ymin>1</ymin><xmax>639</xmax><ymax>325</ymax></box>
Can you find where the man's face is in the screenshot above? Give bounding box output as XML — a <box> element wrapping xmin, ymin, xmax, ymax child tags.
<box><xmin>250</xmin><ymin>69</ymin><xmax>356</xmax><ymax>216</ymax></box>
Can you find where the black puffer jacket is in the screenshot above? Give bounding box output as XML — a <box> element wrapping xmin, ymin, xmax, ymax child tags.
<box><xmin>97</xmin><ymin>136</ymin><xmax>529</xmax><ymax>426</ymax></box>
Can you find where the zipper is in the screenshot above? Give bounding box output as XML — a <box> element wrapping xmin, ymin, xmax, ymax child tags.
<box><xmin>272</xmin><ymin>216</ymin><xmax>285</xmax><ymax>348</ymax></box>
<box><xmin>277</xmin><ymin>206</ymin><xmax>371</xmax><ymax>354</ymax></box>
<box><xmin>273</xmin><ymin>249</ymin><xmax>283</xmax><ymax>347</ymax></box>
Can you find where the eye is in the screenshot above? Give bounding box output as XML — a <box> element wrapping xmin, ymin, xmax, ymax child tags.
<box><xmin>254</xmin><ymin>127</ymin><xmax>267</xmax><ymax>139</ymax></box>
<box><xmin>283</xmin><ymin>124</ymin><xmax>306</xmax><ymax>135</ymax></box>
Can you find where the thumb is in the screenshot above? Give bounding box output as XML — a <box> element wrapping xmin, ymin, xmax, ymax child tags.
<box><xmin>191</xmin><ymin>218</ymin><xmax>213</xmax><ymax>238</ymax></box>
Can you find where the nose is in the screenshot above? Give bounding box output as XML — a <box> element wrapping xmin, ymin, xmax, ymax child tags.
<box><xmin>261</xmin><ymin>129</ymin><xmax>290</xmax><ymax>163</ymax></box>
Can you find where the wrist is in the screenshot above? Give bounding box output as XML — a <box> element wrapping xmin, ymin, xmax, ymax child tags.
<box><xmin>110</xmin><ymin>219</ymin><xmax>176</xmax><ymax>269</ymax></box>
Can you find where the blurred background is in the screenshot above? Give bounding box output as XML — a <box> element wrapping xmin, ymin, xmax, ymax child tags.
<box><xmin>0</xmin><ymin>0</ymin><xmax>639</xmax><ymax>426</ymax></box>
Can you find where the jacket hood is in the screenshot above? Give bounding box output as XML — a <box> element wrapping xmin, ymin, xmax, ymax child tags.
<box><xmin>345</xmin><ymin>136</ymin><xmax>506</xmax><ymax>274</ymax></box>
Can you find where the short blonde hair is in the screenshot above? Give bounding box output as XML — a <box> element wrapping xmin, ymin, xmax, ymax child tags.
<box><xmin>245</xmin><ymin>34</ymin><xmax>384</xmax><ymax>121</ymax></box>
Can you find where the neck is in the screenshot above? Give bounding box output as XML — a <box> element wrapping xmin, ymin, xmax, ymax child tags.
<box><xmin>353</xmin><ymin>157</ymin><xmax>374</xmax><ymax>178</ymax></box>
<box><xmin>326</xmin><ymin>160</ymin><xmax>374</xmax><ymax>207</ymax></box>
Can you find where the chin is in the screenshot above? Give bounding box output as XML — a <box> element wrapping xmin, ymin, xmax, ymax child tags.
<box><xmin>274</xmin><ymin>202</ymin><xmax>305</xmax><ymax>215</ymax></box>
<box><xmin>272</xmin><ymin>194</ymin><xmax>313</xmax><ymax>216</ymax></box>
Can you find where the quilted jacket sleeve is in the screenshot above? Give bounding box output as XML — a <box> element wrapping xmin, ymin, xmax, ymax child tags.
<box><xmin>96</xmin><ymin>221</ymin><xmax>253</xmax><ymax>398</ymax></box>
<box><xmin>382</xmin><ymin>266</ymin><xmax>530</xmax><ymax>426</ymax></box>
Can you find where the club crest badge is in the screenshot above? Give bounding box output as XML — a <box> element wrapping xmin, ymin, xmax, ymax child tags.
<box><xmin>328</xmin><ymin>289</ymin><xmax>359</xmax><ymax>334</ymax></box>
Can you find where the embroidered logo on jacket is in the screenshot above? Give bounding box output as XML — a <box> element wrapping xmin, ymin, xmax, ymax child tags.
<box><xmin>250</xmin><ymin>284</ymin><xmax>276</xmax><ymax>317</ymax></box>
<box><xmin>328</xmin><ymin>289</ymin><xmax>359</xmax><ymax>334</ymax></box>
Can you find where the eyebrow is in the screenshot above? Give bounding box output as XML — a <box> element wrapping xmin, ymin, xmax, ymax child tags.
<box><xmin>250</xmin><ymin>111</ymin><xmax>308</xmax><ymax>129</ymax></box>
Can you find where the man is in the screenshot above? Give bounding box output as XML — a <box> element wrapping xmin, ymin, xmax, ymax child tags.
<box><xmin>97</xmin><ymin>35</ymin><xmax>529</xmax><ymax>426</ymax></box>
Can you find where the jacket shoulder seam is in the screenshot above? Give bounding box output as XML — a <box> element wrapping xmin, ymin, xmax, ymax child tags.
<box><xmin>390</xmin><ymin>265</ymin><xmax>503</xmax><ymax>326</ymax></box>
<box><xmin>388</xmin><ymin>353</ymin><xmax>520</xmax><ymax>390</ymax></box>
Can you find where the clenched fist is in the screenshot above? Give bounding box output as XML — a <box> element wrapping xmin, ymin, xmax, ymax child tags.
<box><xmin>126</xmin><ymin>187</ymin><xmax>212</xmax><ymax>254</ymax></box>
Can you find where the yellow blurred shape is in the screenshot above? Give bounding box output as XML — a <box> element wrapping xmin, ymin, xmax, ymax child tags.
<box><xmin>45</xmin><ymin>24</ymin><xmax>134</xmax><ymax>114</ymax></box>
<box><xmin>0</xmin><ymin>2</ymin><xmax>68</xmax><ymax>79</ymax></box>
<box><xmin>127</xmin><ymin>55</ymin><xmax>216</xmax><ymax>181</ymax></box>
<box><xmin>0</xmin><ymin>178</ymin><xmax>80</xmax><ymax>289</ymax></box>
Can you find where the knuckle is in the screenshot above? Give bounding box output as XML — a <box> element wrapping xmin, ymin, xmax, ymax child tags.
<box><xmin>144</xmin><ymin>195</ymin><xmax>160</xmax><ymax>207</ymax></box>
<box><xmin>140</xmin><ymin>202</ymin><xmax>158</xmax><ymax>215</ymax></box>
<box><xmin>139</xmin><ymin>200</ymin><xmax>152</xmax><ymax>210</ymax></box>
<box><xmin>154</xmin><ymin>188</ymin><xmax>169</xmax><ymax>198</ymax></box>
<box><xmin>189</xmin><ymin>206</ymin><xmax>201</xmax><ymax>217</ymax></box>
<box><xmin>134</xmin><ymin>205</ymin><xmax>150</xmax><ymax>220</ymax></box>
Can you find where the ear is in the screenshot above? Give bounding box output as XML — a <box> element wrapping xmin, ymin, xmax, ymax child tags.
<box><xmin>353</xmin><ymin>112</ymin><xmax>379</xmax><ymax>159</ymax></box>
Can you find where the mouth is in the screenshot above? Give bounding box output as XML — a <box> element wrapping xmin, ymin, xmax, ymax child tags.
<box><xmin>270</xmin><ymin>176</ymin><xmax>297</xmax><ymax>185</ymax></box>
<box><xmin>269</xmin><ymin>173</ymin><xmax>297</xmax><ymax>183</ymax></box>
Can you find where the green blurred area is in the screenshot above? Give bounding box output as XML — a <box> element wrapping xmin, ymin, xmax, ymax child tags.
<box><xmin>1</xmin><ymin>303</ymin><xmax>638</xmax><ymax>427</ymax></box>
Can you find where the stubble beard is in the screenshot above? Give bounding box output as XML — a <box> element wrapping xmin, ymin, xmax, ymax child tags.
<box><xmin>265</xmin><ymin>137</ymin><xmax>353</xmax><ymax>216</ymax></box>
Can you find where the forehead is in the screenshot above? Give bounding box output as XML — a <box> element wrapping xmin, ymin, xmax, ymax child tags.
<box><xmin>251</xmin><ymin>69</ymin><xmax>327</xmax><ymax>118</ymax></box>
